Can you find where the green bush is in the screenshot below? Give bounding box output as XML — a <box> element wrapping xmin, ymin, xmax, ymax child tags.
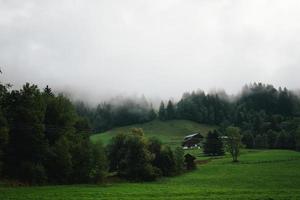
<box><xmin>174</xmin><ymin>147</ymin><xmax>185</xmax><ymax>174</ymax></box>
<box><xmin>107</xmin><ymin>129</ymin><xmax>179</xmax><ymax>181</ymax></box>
<box><xmin>89</xmin><ymin>141</ymin><xmax>107</xmax><ymax>183</ymax></box>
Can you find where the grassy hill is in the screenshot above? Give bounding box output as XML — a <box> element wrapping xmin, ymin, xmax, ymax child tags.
<box><xmin>1</xmin><ymin>150</ymin><xmax>300</xmax><ymax>199</ymax></box>
<box><xmin>90</xmin><ymin>119</ymin><xmax>217</xmax><ymax>147</ymax></box>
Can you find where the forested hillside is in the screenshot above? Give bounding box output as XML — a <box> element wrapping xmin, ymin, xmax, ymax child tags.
<box><xmin>77</xmin><ymin>83</ymin><xmax>300</xmax><ymax>151</ymax></box>
<box><xmin>172</xmin><ymin>83</ymin><xmax>300</xmax><ymax>150</ymax></box>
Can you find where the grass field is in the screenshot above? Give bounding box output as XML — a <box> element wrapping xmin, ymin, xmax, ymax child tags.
<box><xmin>1</xmin><ymin>149</ymin><xmax>300</xmax><ymax>200</ymax></box>
<box><xmin>90</xmin><ymin>119</ymin><xmax>217</xmax><ymax>147</ymax></box>
<box><xmin>2</xmin><ymin>121</ymin><xmax>300</xmax><ymax>199</ymax></box>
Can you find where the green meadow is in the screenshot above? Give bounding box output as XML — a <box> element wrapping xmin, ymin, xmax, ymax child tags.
<box><xmin>1</xmin><ymin>120</ymin><xmax>300</xmax><ymax>200</ymax></box>
<box><xmin>90</xmin><ymin>119</ymin><xmax>217</xmax><ymax>147</ymax></box>
<box><xmin>1</xmin><ymin>150</ymin><xmax>300</xmax><ymax>199</ymax></box>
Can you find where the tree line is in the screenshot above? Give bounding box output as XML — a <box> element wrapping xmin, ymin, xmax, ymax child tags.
<box><xmin>74</xmin><ymin>98</ymin><xmax>156</xmax><ymax>133</ymax></box>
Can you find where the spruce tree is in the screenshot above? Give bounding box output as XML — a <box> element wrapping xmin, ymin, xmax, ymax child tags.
<box><xmin>166</xmin><ymin>100</ymin><xmax>175</xmax><ymax>120</ymax></box>
<box><xmin>158</xmin><ymin>101</ymin><xmax>166</xmax><ymax>121</ymax></box>
<box><xmin>203</xmin><ymin>130</ymin><xmax>224</xmax><ymax>156</ymax></box>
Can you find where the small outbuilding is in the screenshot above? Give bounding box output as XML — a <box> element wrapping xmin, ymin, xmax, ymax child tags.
<box><xmin>184</xmin><ymin>153</ymin><xmax>196</xmax><ymax>170</ymax></box>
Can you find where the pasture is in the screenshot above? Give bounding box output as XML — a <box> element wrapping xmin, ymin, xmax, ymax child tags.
<box><xmin>1</xmin><ymin>150</ymin><xmax>300</xmax><ymax>200</ymax></box>
<box><xmin>90</xmin><ymin>119</ymin><xmax>217</xmax><ymax>147</ymax></box>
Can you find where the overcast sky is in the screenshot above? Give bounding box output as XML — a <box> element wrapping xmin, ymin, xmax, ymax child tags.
<box><xmin>1</xmin><ymin>0</ymin><xmax>300</xmax><ymax>102</ymax></box>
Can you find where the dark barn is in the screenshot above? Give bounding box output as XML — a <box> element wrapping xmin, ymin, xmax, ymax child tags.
<box><xmin>182</xmin><ymin>133</ymin><xmax>204</xmax><ymax>148</ymax></box>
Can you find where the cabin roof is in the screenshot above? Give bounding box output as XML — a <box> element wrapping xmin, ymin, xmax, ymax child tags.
<box><xmin>184</xmin><ymin>133</ymin><xmax>199</xmax><ymax>139</ymax></box>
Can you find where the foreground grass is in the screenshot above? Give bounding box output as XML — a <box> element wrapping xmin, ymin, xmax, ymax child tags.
<box><xmin>1</xmin><ymin>150</ymin><xmax>300</xmax><ymax>200</ymax></box>
<box><xmin>90</xmin><ymin>120</ymin><xmax>217</xmax><ymax>147</ymax></box>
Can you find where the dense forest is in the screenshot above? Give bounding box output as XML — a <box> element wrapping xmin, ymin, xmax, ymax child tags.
<box><xmin>75</xmin><ymin>83</ymin><xmax>300</xmax><ymax>151</ymax></box>
<box><xmin>167</xmin><ymin>83</ymin><xmax>300</xmax><ymax>150</ymax></box>
<box><xmin>0</xmin><ymin>82</ymin><xmax>108</xmax><ymax>184</ymax></box>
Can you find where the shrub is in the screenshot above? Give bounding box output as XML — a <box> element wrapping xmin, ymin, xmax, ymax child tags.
<box><xmin>156</xmin><ymin>146</ymin><xmax>176</xmax><ymax>176</ymax></box>
<box><xmin>107</xmin><ymin>129</ymin><xmax>180</xmax><ymax>181</ymax></box>
<box><xmin>89</xmin><ymin>141</ymin><xmax>107</xmax><ymax>183</ymax></box>
<box><xmin>174</xmin><ymin>147</ymin><xmax>185</xmax><ymax>174</ymax></box>
<box><xmin>107</xmin><ymin>130</ymin><xmax>159</xmax><ymax>181</ymax></box>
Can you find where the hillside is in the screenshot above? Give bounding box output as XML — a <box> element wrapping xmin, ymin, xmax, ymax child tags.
<box><xmin>90</xmin><ymin>120</ymin><xmax>217</xmax><ymax>147</ymax></box>
<box><xmin>1</xmin><ymin>150</ymin><xmax>300</xmax><ymax>199</ymax></box>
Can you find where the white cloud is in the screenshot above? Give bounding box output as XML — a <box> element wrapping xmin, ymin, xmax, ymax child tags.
<box><xmin>1</xmin><ymin>0</ymin><xmax>300</xmax><ymax>101</ymax></box>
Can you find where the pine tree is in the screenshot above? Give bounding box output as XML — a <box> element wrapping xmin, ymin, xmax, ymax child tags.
<box><xmin>5</xmin><ymin>83</ymin><xmax>49</xmax><ymax>183</ymax></box>
<box><xmin>203</xmin><ymin>130</ymin><xmax>224</xmax><ymax>156</ymax></box>
<box><xmin>148</xmin><ymin>106</ymin><xmax>157</xmax><ymax>121</ymax></box>
<box><xmin>158</xmin><ymin>101</ymin><xmax>166</xmax><ymax>121</ymax></box>
<box><xmin>166</xmin><ymin>100</ymin><xmax>175</xmax><ymax>120</ymax></box>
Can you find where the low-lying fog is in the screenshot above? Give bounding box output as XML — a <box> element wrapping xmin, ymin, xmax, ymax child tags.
<box><xmin>1</xmin><ymin>0</ymin><xmax>300</xmax><ymax>105</ymax></box>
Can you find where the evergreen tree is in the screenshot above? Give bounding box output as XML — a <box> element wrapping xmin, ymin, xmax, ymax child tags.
<box><xmin>158</xmin><ymin>101</ymin><xmax>166</xmax><ymax>121</ymax></box>
<box><xmin>148</xmin><ymin>107</ymin><xmax>157</xmax><ymax>121</ymax></box>
<box><xmin>203</xmin><ymin>130</ymin><xmax>224</xmax><ymax>156</ymax></box>
<box><xmin>0</xmin><ymin>109</ymin><xmax>8</xmax><ymax>176</ymax></box>
<box><xmin>5</xmin><ymin>83</ymin><xmax>49</xmax><ymax>183</ymax></box>
<box><xmin>166</xmin><ymin>100</ymin><xmax>175</xmax><ymax>120</ymax></box>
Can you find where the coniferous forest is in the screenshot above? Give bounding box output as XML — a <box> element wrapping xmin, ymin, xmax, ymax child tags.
<box><xmin>76</xmin><ymin>83</ymin><xmax>300</xmax><ymax>151</ymax></box>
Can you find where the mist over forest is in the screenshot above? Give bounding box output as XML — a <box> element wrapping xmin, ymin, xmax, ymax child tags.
<box><xmin>1</xmin><ymin>1</ymin><xmax>300</xmax><ymax>199</ymax></box>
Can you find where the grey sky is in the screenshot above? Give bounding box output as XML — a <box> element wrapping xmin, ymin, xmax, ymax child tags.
<box><xmin>1</xmin><ymin>0</ymin><xmax>300</xmax><ymax>103</ymax></box>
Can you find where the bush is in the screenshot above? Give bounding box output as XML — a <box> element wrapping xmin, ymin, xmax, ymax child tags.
<box><xmin>89</xmin><ymin>141</ymin><xmax>107</xmax><ymax>183</ymax></box>
<box><xmin>107</xmin><ymin>129</ymin><xmax>181</xmax><ymax>181</ymax></box>
<box><xmin>107</xmin><ymin>130</ymin><xmax>159</xmax><ymax>181</ymax></box>
<box><xmin>156</xmin><ymin>146</ymin><xmax>176</xmax><ymax>176</ymax></box>
<box><xmin>174</xmin><ymin>147</ymin><xmax>185</xmax><ymax>174</ymax></box>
